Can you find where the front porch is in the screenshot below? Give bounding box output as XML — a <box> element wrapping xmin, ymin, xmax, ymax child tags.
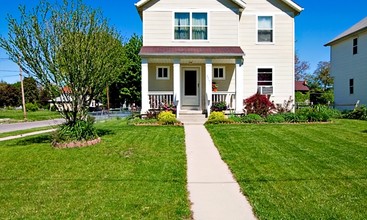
<box><xmin>139</xmin><ymin>46</ymin><xmax>245</xmax><ymax>117</ymax></box>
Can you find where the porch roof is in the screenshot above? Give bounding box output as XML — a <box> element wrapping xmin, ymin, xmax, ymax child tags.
<box><xmin>139</xmin><ymin>46</ymin><xmax>245</xmax><ymax>58</ymax></box>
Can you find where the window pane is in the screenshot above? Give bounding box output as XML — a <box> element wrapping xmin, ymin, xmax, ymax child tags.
<box><xmin>258</xmin><ymin>16</ymin><xmax>272</xmax><ymax>29</ymax></box>
<box><xmin>192</xmin><ymin>13</ymin><xmax>207</xmax><ymax>40</ymax></box>
<box><xmin>192</xmin><ymin>13</ymin><xmax>207</xmax><ymax>26</ymax></box>
<box><xmin>258</xmin><ymin>30</ymin><xmax>273</xmax><ymax>42</ymax></box>
<box><xmin>258</xmin><ymin>68</ymin><xmax>272</xmax><ymax>86</ymax></box>
<box><xmin>192</xmin><ymin>27</ymin><xmax>207</xmax><ymax>40</ymax></box>
<box><xmin>175</xmin><ymin>13</ymin><xmax>190</xmax><ymax>40</ymax></box>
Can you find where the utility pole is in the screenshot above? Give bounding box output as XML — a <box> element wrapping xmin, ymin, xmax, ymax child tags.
<box><xmin>19</xmin><ymin>58</ymin><xmax>27</xmax><ymax>121</ymax></box>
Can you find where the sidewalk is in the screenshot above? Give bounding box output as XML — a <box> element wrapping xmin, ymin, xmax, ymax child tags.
<box><xmin>0</xmin><ymin>129</ymin><xmax>56</xmax><ymax>142</ymax></box>
<box><xmin>181</xmin><ymin>116</ymin><xmax>257</xmax><ymax>220</ymax></box>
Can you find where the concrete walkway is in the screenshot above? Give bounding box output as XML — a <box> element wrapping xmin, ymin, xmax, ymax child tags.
<box><xmin>181</xmin><ymin>116</ymin><xmax>257</xmax><ymax>220</ymax></box>
<box><xmin>0</xmin><ymin>129</ymin><xmax>56</xmax><ymax>142</ymax></box>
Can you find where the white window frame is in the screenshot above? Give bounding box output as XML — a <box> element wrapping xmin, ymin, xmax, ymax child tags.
<box><xmin>256</xmin><ymin>15</ymin><xmax>274</xmax><ymax>44</ymax></box>
<box><xmin>156</xmin><ymin>66</ymin><xmax>170</xmax><ymax>80</ymax></box>
<box><xmin>213</xmin><ymin>66</ymin><xmax>226</xmax><ymax>80</ymax></box>
<box><xmin>173</xmin><ymin>11</ymin><xmax>209</xmax><ymax>41</ymax></box>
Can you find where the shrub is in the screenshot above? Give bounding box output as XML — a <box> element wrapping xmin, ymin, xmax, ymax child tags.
<box><xmin>206</xmin><ymin>111</ymin><xmax>231</xmax><ymax>124</ymax></box>
<box><xmin>228</xmin><ymin>114</ymin><xmax>242</xmax><ymax>123</ymax></box>
<box><xmin>211</xmin><ymin>101</ymin><xmax>227</xmax><ymax>112</ymax></box>
<box><xmin>25</xmin><ymin>102</ymin><xmax>39</xmax><ymax>112</ymax></box>
<box><xmin>344</xmin><ymin>106</ymin><xmax>367</xmax><ymax>120</ymax></box>
<box><xmin>295</xmin><ymin>91</ymin><xmax>310</xmax><ymax>103</ymax></box>
<box><xmin>244</xmin><ymin>92</ymin><xmax>275</xmax><ymax>117</ymax></box>
<box><xmin>53</xmin><ymin>116</ymin><xmax>98</xmax><ymax>143</ymax></box>
<box><xmin>157</xmin><ymin>111</ymin><xmax>178</xmax><ymax>125</ymax></box>
<box><xmin>208</xmin><ymin>111</ymin><xmax>226</xmax><ymax>120</ymax></box>
<box><xmin>241</xmin><ymin>114</ymin><xmax>263</xmax><ymax>123</ymax></box>
<box><xmin>265</xmin><ymin>114</ymin><xmax>285</xmax><ymax>123</ymax></box>
<box><xmin>296</xmin><ymin>106</ymin><xmax>331</xmax><ymax>122</ymax></box>
<box><xmin>281</xmin><ymin>112</ymin><xmax>307</xmax><ymax>123</ymax></box>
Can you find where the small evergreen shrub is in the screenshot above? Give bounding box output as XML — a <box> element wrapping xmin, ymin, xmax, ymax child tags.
<box><xmin>26</xmin><ymin>103</ymin><xmax>39</xmax><ymax>112</ymax></box>
<box><xmin>157</xmin><ymin>111</ymin><xmax>178</xmax><ymax>125</ymax></box>
<box><xmin>241</xmin><ymin>114</ymin><xmax>263</xmax><ymax>123</ymax></box>
<box><xmin>265</xmin><ymin>114</ymin><xmax>285</xmax><ymax>123</ymax></box>
<box><xmin>208</xmin><ymin>111</ymin><xmax>225</xmax><ymax>120</ymax></box>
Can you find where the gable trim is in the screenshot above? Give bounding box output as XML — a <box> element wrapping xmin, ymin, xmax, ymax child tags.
<box><xmin>135</xmin><ymin>0</ymin><xmax>246</xmax><ymax>9</ymax></box>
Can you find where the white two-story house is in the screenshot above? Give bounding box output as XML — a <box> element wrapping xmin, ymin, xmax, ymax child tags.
<box><xmin>325</xmin><ymin>16</ymin><xmax>367</xmax><ymax>110</ymax></box>
<box><xmin>135</xmin><ymin>0</ymin><xmax>303</xmax><ymax>116</ymax></box>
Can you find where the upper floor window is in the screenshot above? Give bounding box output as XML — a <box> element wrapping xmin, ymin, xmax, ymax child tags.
<box><xmin>156</xmin><ymin>66</ymin><xmax>170</xmax><ymax>80</ymax></box>
<box><xmin>258</xmin><ymin>16</ymin><xmax>273</xmax><ymax>43</ymax></box>
<box><xmin>353</xmin><ymin>38</ymin><xmax>358</xmax><ymax>55</ymax></box>
<box><xmin>174</xmin><ymin>12</ymin><xmax>207</xmax><ymax>40</ymax></box>
<box><xmin>213</xmin><ymin>67</ymin><xmax>225</xmax><ymax>80</ymax></box>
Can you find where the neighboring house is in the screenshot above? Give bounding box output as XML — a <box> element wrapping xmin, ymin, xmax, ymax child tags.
<box><xmin>325</xmin><ymin>16</ymin><xmax>367</xmax><ymax>110</ymax></box>
<box><xmin>135</xmin><ymin>0</ymin><xmax>303</xmax><ymax>116</ymax></box>
<box><xmin>295</xmin><ymin>81</ymin><xmax>309</xmax><ymax>93</ymax></box>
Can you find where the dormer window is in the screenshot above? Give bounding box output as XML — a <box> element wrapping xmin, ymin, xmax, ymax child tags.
<box><xmin>174</xmin><ymin>12</ymin><xmax>208</xmax><ymax>40</ymax></box>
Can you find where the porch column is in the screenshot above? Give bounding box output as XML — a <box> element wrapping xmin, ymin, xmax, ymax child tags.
<box><xmin>235</xmin><ymin>58</ymin><xmax>244</xmax><ymax>113</ymax></box>
<box><xmin>173</xmin><ymin>59</ymin><xmax>181</xmax><ymax>118</ymax></box>
<box><xmin>141</xmin><ymin>58</ymin><xmax>149</xmax><ymax>114</ymax></box>
<box><xmin>205</xmin><ymin>59</ymin><xmax>212</xmax><ymax>116</ymax></box>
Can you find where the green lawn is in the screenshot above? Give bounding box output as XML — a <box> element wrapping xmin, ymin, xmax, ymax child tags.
<box><xmin>206</xmin><ymin>119</ymin><xmax>367</xmax><ymax>219</ymax></box>
<box><xmin>0</xmin><ymin>119</ymin><xmax>191</xmax><ymax>219</ymax></box>
<box><xmin>0</xmin><ymin>109</ymin><xmax>60</xmax><ymax>121</ymax></box>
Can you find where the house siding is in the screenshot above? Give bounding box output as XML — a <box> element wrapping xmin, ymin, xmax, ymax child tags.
<box><xmin>239</xmin><ymin>0</ymin><xmax>295</xmax><ymax>103</ymax></box>
<box><xmin>330</xmin><ymin>31</ymin><xmax>367</xmax><ymax>108</ymax></box>
<box><xmin>142</xmin><ymin>0</ymin><xmax>239</xmax><ymax>46</ymax></box>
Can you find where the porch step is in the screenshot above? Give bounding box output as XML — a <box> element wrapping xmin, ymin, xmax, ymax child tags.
<box><xmin>179</xmin><ymin>113</ymin><xmax>207</xmax><ymax>125</ymax></box>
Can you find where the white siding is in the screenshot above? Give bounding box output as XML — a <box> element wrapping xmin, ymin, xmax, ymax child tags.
<box><xmin>239</xmin><ymin>0</ymin><xmax>295</xmax><ymax>104</ymax></box>
<box><xmin>331</xmin><ymin>31</ymin><xmax>367</xmax><ymax>109</ymax></box>
<box><xmin>142</xmin><ymin>0</ymin><xmax>239</xmax><ymax>46</ymax></box>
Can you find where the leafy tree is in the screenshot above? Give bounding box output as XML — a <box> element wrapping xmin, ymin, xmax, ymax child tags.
<box><xmin>0</xmin><ymin>82</ymin><xmax>20</xmax><ymax>107</ymax></box>
<box><xmin>14</xmin><ymin>77</ymin><xmax>39</xmax><ymax>104</ymax></box>
<box><xmin>295</xmin><ymin>53</ymin><xmax>310</xmax><ymax>81</ymax></box>
<box><xmin>0</xmin><ymin>0</ymin><xmax>124</xmax><ymax>127</ymax></box>
<box><xmin>308</xmin><ymin>61</ymin><xmax>333</xmax><ymax>90</ymax></box>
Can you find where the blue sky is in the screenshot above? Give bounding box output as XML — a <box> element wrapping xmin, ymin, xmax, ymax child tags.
<box><xmin>0</xmin><ymin>0</ymin><xmax>366</xmax><ymax>83</ymax></box>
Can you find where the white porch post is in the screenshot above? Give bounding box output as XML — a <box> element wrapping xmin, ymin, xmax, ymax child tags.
<box><xmin>235</xmin><ymin>58</ymin><xmax>244</xmax><ymax>113</ymax></box>
<box><xmin>141</xmin><ymin>58</ymin><xmax>149</xmax><ymax>114</ymax></box>
<box><xmin>173</xmin><ymin>59</ymin><xmax>181</xmax><ymax>118</ymax></box>
<box><xmin>205</xmin><ymin>59</ymin><xmax>212</xmax><ymax>116</ymax></box>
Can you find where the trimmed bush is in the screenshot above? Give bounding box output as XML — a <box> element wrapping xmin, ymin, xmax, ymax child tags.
<box><xmin>157</xmin><ymin>111</ymin><xmax>178</xmax><ymax>125</ymax></box>
<box><xmin>208</xmin><ymin>111</ymin><xmax>225</xmax><ymax>120</ymax></box>
<box><xmin>266</xmin><ymin>114</ymin><xmax>285</xmax><ymax>123</ymax></box>
<box><xmin>241</xmin><ymin>114</ymin><xmax>263</xmax><ymax>123</ymax></box>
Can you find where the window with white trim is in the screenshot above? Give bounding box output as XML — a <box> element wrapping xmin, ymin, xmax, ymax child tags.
<box><xmin>174</xmin><ymin>12</ymin><xmax>208</xmax><ymax>40</ymax></box>
<box><xmin>353</xmin><ymin>38</ymin><xmax>358</xmax><ymax>55</ymax></box>
<box><xmin>213</xmin><ymin>67</ymin><xmax>225</xmax><ymax>80</ymax></box>
<box><xmin>156</xmin><ymin>66</ymin><xmax>169</xmax><ymax>80</ymax></box>
<box><xmin>258</xmin><ymin>68</ymin><xmax>272</xmax><ymax>86</ymax></box>
<box><xmin>258</xmin><ymin>16</ymin><xmax>273</xmax><ymax>43</ymax></box>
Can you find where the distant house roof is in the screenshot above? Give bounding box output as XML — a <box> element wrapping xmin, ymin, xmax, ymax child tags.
<box><xmin>325</xmin><ymin>16</ymin><xmax>367</xmax><ymax>46</ymax></box>
<box><xmin>139</xmin><ymin>46</ymin><xmax>245</xmax><ymax>57</ymax></box>
<box><xmin>295</xmin><ymin>81</ymin><xmax>309</xmax><ymax>91</ymax></box>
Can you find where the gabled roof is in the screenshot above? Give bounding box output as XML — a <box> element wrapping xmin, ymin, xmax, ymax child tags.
<box><xmin>325</xmin><ymin>16</ymin><xmax>367</xmax><ymax>46</ymax></box>
<box><xmin>135</xmin><ymin>0</ymin><xmax>303</xmax><ymax>14</ymax></box>
<box><xmin>139</xmin><ymin>46</ymin><xmax>244</xmax><ymax>57</ymax></box>
<box><xmin>135</xmin><ymin>0</ymin><xmax>246</xmax><ymax>9</ymax></box>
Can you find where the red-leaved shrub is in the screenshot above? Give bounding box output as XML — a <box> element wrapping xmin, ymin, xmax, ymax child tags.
<box><xmin>243</xmin><ymin>93</ymin><xmax>275</xmax><ymax>117</ymax></box>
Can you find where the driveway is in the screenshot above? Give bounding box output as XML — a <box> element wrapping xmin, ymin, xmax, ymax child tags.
<box><xmin>0</xmin><ymin>119</ymin><xmax>64</xmax><ymax>133</ymax></box>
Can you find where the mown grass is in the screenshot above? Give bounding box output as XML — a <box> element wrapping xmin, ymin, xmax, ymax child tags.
<box><xmin>0</xmin><ymin>126</ymin><xmax>54</xmax><ymax>139</ymax></box>
<box><xmin>0</xmin><ymin>119</ymin><xmax>191</xmax><ymax>219</ymax></box>
<box><xmin>0</xmin><ymin>109</ymin><xmax>60</xmax><ymax>121</ymax></box>
<box><xmin>206</xmin><ymin>119</ymin><xmax>367</xmax><ymax>219</ymax></box>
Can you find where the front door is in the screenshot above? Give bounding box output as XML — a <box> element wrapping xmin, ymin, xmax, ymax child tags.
<box><xmin>182</xmin><ymin>68</ymin><xmax>200</xmax><ymax>107</ymax></box>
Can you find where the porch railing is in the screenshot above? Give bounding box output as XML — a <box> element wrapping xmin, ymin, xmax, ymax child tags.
<box><xmin>212</xmin><ymin>92</ymin><xmax>236</xmax><ymax>109</ymax></box>
<box><xmin>148</xmin><ymin>91</ymin><xmax>174</xmax><ymax>109</ymax></box>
